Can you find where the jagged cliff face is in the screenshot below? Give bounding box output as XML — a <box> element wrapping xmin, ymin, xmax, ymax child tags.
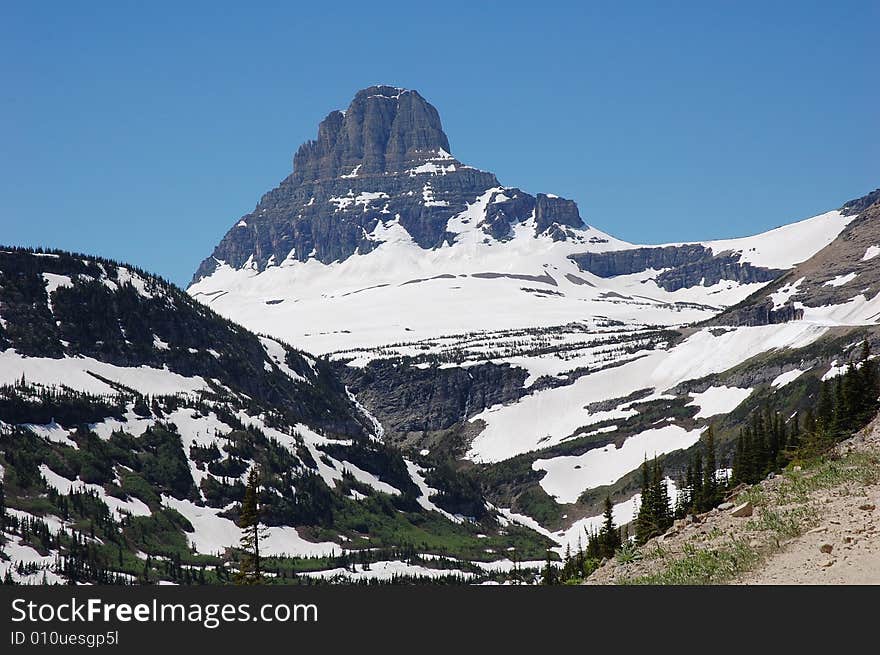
<box><xmin>193</xmin><ymin>86</ymin><xmax>585</xmax><ymax>283</ymax></box>
<box><xmin>190</xmin><ymin>86</ymin><xmax>859</xmax><ymax>359</ymax></box>
<box><xmin>569</xmin><ymin>245</ymin><xmax>784</xmax><ymax>292</ymax></box>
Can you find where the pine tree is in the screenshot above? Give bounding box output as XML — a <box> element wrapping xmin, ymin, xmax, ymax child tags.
<box><xmin>691</xmin><ymin>450</ymin><xmax>703</xmax><ymax>510</ymax></box>
<box><xmin>842</xmin><ymin>362</ymin><xmax>861</xmax><ymax>431</ymax></box>
<box><xmin>652</xmin><ymin>458</ymin><xmax>672</xmax><ymax>532</ymax></box>
<box><xmin>635</xmin><ymin>458</ymin><xmax>655</xmax><ymax>544</ymax></box>
<box><xmin>732</xmin><ymin>429</ymin><xmax>745</xmax><ymax>484</ymax></box>
<box><xmin>574</xmin><ymin>536</ymin><xmax>585</xmax><ymax>577</ymax></box>
<box><xmin>674</xmin><ymin>463</ymin><xmax>692</xmax><ymax>519</ymax></box>
<box><xmin>816</xmin><ymin>382</ymin><xmax>834</xmax><ymax>432</ymax></box>
<box><xmin>787</xmin><ymin>411</ymin><xmax>800</xmax><ymax>451</ymax></box>
<box><xmin>585</xmin><ymin>526</ymin><xmax>601</xmax><ymax>559</ymax></box>
<box><xmin>701</xmin><ymin>426</ymin><xmax>718</xmax><ymax>510</ymax></box>
<box><xmin>636</xmin><ymin>457</ymin><xmax>672</xmax><ymax>543</ymax></box>
<box><xmin>751</xmin><ymin>412</ymin><xmax>768</xmax><ymax>478</ymax></box>
<box><xmin>803</xmin><ymin>408</ymin><xmax>816</xmax><ymax>442</ymax></box>
<box><xmin>236</xmin><ymin>468</ymin><xmax>266</xmax><ymax>585</ymax></box>
<box><xmin>542</xmin><ymin>550</ymin><xmax>556</xmax><ymax>585</ymax></box>
<box><xmin>858</xmin><ymin>339</ymin><xmax>878</xmax><ymax>424</ymax></box>
<box><xmin>0</xmin><ymin>480</ymin><xmax>6</xmax><ymax>531</ymax></box>
<box><xmin>833</xmin><ymin>375</ymin><xmax>846</xmax><ymax>436</ymax></box>
<box><xmin>598</xmin><ymin>496</ymin><xmax>621</xmax><ymax>558</ymax></box>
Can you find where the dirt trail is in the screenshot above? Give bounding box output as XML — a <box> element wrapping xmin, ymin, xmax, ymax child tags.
<box><xmin>737</xmin><ymin>455</ymin><xmax>880</xmax><ymax>584</ymax></box>
<box><xmin>586</xmin><ymin>420</ymin><xmax>880</xmax><ymax>585</ymax></box>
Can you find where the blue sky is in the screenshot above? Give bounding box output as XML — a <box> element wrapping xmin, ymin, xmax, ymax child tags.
<box><xmin>2</xmin><ymin>1</ymin><xmax>877</xmax><ymax>286</ymax></box>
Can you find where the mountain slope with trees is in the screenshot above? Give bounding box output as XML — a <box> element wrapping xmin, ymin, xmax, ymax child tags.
<box><xmin>0</xmin><ymin>247</ymin><xmax>553</xmax><ymax>585</ymax></box>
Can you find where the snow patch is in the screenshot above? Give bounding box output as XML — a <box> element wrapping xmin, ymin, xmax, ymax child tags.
<box><xmin>0</xmin><ymin>349</ymin><xmax>209</xmax><ymax>397</ymax></box>
<box><xmin>687</xmin><ymin>386</ymin><xmax>752</xmax><ymax>419</ymax></box>
<box><xmin>824</xmin><ymin>272</ymin><xmax>858</xmax><ymax>287</ymax></box>
<box><xmin>532</xmin><ymin>425</ymin><xmax>702</xmax><ymax>503</ymax></box>
<box><xmin>259</xmin><ymin>337</ymin><xmax>306</xmax><ymax>383</ymax></box>
<box><xmin>769</xmin><ymin>277</ymin><xmax>805</xmax><ymax>310</ymax></box>
<box><xmin>771</xmin><ymin>369</ymin><xmax>805</xmax><ymax>388</ymax></box>
<box><xmin>40</xmin><ymin>465</ymin><xmax>151</xmax><ymax>518</ymax></box>
<box><xmin>862</xmin><ymin>245</ymin><xmax>880</xmax><ymax>261</ymax></box>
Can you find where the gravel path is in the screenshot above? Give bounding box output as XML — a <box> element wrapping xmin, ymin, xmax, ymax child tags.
<box><xmin>736</xmin><ymin>470</ymin><xmax>879</xmax><ymax>583</ymax></box>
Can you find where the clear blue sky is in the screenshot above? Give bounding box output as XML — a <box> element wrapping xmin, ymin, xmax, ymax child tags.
<box><xmin>2</xmin><ymin>1</ymin><xmax>877</xmax><ymax>286</ymax></box>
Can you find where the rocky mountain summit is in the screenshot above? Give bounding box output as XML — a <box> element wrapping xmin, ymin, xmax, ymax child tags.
<box><xmin>193</xmin><ymin>86</ymin><xmax>589</xmax><ymax>283</ymax></box>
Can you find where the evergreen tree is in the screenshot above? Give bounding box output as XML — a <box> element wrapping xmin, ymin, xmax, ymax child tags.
<box><xmin>598</xmin><ymin>496</ymin><xmax>621</xmax><ymax>558</ymax></box>
<box><xmin>236</xmin><ymin>468</ymin><xmax>266</xmax><ymax>585</ymax></box>
<box><xmin>674</xmin><ymin>462</ymin><xmax>693</xmax><ymax>520</ymax></box>
<box><xmin>636</xmin><ymin>457</ymin><xmax>672</xmax><ymax>544</ymax></box>
<box><xmin>787</xmin><ymin>411</ymin><xmax>801</xmax><ymax>451</ymax></box>
<box><xmin>585</xmin><ymin>526</ymin><xmax>601</xmax><ymax>560</ymax></box>
<box><xmin>860</xmin><ymin>339</ymin><xmax>878</xmax><ymax>409</ymax></box>
<box><xmin>542</xmin><ymin>550</ymin><xmax>556</xmax><ymax>585</ymax></box>
<box><xmin>701</xmin><ymin>426</ymin><xmax>718</xmax><ymax>510</ymax></box>
<box><xmin>635</xmin><ymin>458</ymin><xmax>654</xmax><ymax>544</ymax></box>
<box><xmin>833</xmin><ymin>375</ymin><xmax>846</xmax><ymax>436</ymax></box>
<box><xmin>652</xmin><ymin>458</ymin><xmax>672</xmax><ymax>532</ymax></box>
<box><xmin>691</xmin><ymin>450</ymin><xmax>703</xmax><ymax>511</ymax></box>
<box><xmin>732</xmin><ymin>429</ymin><xmax>745</xmax><ymax>484</ymax></box>
<box><xmin>803</xmin><ymin>408</ymin><xmax>816</xmax><ymax>445</ymax></box>
<box><xmin>817</xmin><ymin>379</ymin><xmax>835</xmax><ymax>433</ymax></box>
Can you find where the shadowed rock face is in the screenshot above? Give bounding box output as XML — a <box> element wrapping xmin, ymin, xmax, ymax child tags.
<box><xmin>337</xmin><ymin>360</ymin><xmax>529</xmax><ymax>441</ymax></box>
<box><xmin>191</xmin><ymin>86</ymin><xmax>587</xmax><ymax>285</ymax></box>
<box><xmin>568</xmin><ymin>245</ymin><xmax>783</xmax><ymax>292</ymax></box>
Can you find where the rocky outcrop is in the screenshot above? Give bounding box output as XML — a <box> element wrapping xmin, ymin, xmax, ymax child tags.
<box><xmin>568</xmin><ymin>245</ymin><xmax>783</xmax><ymax>292</ymax></box>
<box><xmin>191</xmin><ymin>86</ymin><xmax>588</xmax><ymax>284</ymax></box>
<box><xmin>535</xmin><ymin>194</ymin><xmax>583</xmax><ymax>237</ymax></box>
<box><xmin>337</xmin><ymin>360</ymin><xmax>529</xmax><ymax>441</ymax></box>
<box><xmin>841</xmin><ymin>188</ymin><xmax>880</xmax><ymax>216</ymax></box>
<box><xmin>710</xmin><ymin>300</ymin><xmax>803</xmax><ymax>327</ymax></box>
<box><xmin>482</xmin><ymin>189</ymin><xmax>536</xmax><ymax>240</ymax></box>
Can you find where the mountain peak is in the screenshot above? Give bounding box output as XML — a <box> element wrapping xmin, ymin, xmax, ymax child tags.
<box><xmin>354</xmin><ymin>84</ymin><xmax>410</xmax><ymax>99</ymax></box>
<box><xmin>292</xmin><ymin>86</ymin><xmax>451</xmax><ymax>182</ymax></box>
<box><xmin>192</xmin><ymin>86</ymin><xmax>591</xmax><ymax>284</ymax></box>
